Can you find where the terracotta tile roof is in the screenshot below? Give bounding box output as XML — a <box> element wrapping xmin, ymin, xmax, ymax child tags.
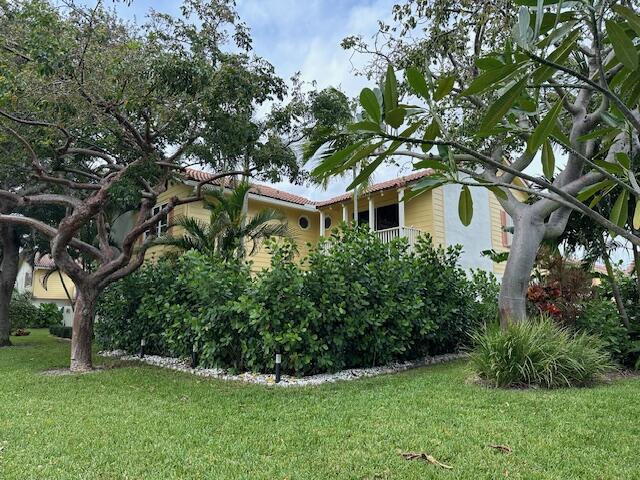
<box><xmin>182</xmin><ymin>168</ymin><xmax>435</xmax><ymax>208</ymax></box>
<box><xmin>183</xmin><ymin>168</ymin><xmax>313</xmax><ymax>206</ymax></box>
<box><xmin>314</xmin><ymin>169</ymin><xmax>435</xmax><ymax>207</ymax></box>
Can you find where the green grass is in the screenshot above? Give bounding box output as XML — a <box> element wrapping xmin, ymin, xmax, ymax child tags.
<box><xmin>1</xmin><ymin>330</ymin><xmax>639</xmax><ymax>480</ymax></box>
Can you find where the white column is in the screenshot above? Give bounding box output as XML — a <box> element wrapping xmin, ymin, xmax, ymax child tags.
<box><xmin>342</xmin><ymin>204</ymin><xmax>348</xmax><ymax>222</ymax></box>
<box><xmin>319</xmin><ymin>210</ymin><xmax>325</xmax><ymax>237</ymax></box>
<box><xmin>398</xmin><ymin>188</ymin><xmax>405</xmax><ymax>231</ymax></box>
<box><xmin>368</xmin><ymin>197</ymin><xmax>375</xmax><ymax>230</ymax></box>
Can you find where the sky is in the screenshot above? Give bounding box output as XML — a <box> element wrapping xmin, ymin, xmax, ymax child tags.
<box><xmin>109</xmin><ymin>0</ymin><xmax>404</xmax><ymax>200</ymax></box>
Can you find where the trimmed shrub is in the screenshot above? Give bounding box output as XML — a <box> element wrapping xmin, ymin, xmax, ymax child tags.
<box><xmin>9</xmin><ymin>292</ymin><xmax>40</xmax><ymax>330</ymax></box>
<box><xmin>577</xmin><ymin>299</ymin><xmax>640</xmax><ymax>368</ymax></box>
<box><xmin>96</xmin><ymin>257</ymin><xmax>187</xmax><ymax>355</ymax></box>
<box><xmin>96</xmin><ymin>225</ymin><xmax>495</xmax><ymax>375</ymax></box>
<box><xmin>50</xmin><ymin>325</ymin><xmax>72</xmax><ymax>338</ymax></box>
<box><xmin>161</xmin><ymin>251</ymin><xmax>251</xmax><ymax>369</ymax></box>
<box><xmin>236</xmin><ymin>240</ymin><xmax>326</xmax><ymax>375</ymax></box>
<box><xmin>470</xmin><ymin>317</ymin><xmax>614</xmax><ymax>388</ymax></box>
<box><xmin>304</xmin><ymin>227</ymin><xmax>427</xmax><ymax>371</ymax></box>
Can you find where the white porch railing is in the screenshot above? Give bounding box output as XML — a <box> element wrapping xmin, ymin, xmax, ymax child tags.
<box><xmin>374</xmin><ymin>226</ymin><xmax>422</xmax><ymax>249</ymax></box>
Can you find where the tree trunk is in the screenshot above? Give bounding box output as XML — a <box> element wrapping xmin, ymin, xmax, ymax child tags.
<box><xmin>602</xmin><ymin>251</ymin><xmax>630</xmax><ymax>328</ymax></box>
<box><xmin>70</xmin><ymin>290</ymin><xmax>97</xmax><ymax>371</ymax></box>
<box><xmin>498</xmin><ymin>217</ymin><xmax>546</xmax><ymax>328</ymax></box>
<box><xmin>0</xmin><ymin>220</ymin><xmax>20</xmax><ymax>347</ymax></box>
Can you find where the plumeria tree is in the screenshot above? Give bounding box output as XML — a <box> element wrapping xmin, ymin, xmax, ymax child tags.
<box><xmin>313</xmin><ymin>0</ymin><xmax>640</xmax><ymax>326</ymax></box>
<box><xmin>0</xmin><ymin>0</ymin><xmax>302</xmax><ymax>369</ymax></box>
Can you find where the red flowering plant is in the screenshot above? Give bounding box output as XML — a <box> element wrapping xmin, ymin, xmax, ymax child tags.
<box><xmin>527</xmin><ymin>249</ymin><xmax>594</xmax><ymax>324</ymax></box>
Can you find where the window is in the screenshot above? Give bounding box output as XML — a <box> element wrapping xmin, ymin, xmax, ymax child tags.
<box><xmin>324</xmin><ymin>216</ymin><xmax>332</xmax><ymax>229</ymax></box>
<box><xmin>357</xmin><ymin>210</ymin><xmax>370</xmax><ymax>226</ymax></box>
<box><xmin>500</xmin><ymin>210</ymin><xmax>514</xmax><ymax>247</ymax></box>
<box><xmin>375</xmin><ymin>204</ymin><xmax>399</xmax><ymax>230</ymax></box>
<box><xmin>144</xmin><ymin>204</ymin><xmax>168</xmax><ymax>239</ymax></box>
<box><xmin>298</xmin><ymin>216</ymin><xmax>310</xmax><ymax>230</ymax></box>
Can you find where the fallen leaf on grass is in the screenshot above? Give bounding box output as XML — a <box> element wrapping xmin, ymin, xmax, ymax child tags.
<box><xmin>399</xmin><ymin>451</ymin><xmax>453</xmax><ymax>469</ymax></box>
<box><xmin>489</xmin><ymin>444</ymin><xmax>513</xmax><ymax>454</ymax></box>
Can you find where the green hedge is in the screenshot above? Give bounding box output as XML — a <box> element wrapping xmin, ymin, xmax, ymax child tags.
<box><xmin>50</xmin><ymin>325</ymin><xmax>72</xmax><ymax>338</ymax></box>
<box><xmin>9</xmin><ymin>294</ymin><xmax>63</xmax><ymax>329</ymax></box>
<box><xmin>96</xmin><ymin>225</ymin><xmax>496</xmax><ymax>375</ymax></box>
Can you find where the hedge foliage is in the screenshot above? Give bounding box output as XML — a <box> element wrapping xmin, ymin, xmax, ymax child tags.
<box><xmin>96</xmin><ymin>225</ymin><xmax>496</xmax><ymax>375</ymax></box>
<box><xmin>50</xmin><ymin>325</ymin><xmax>72</xmax><ymax>338</ymax></box>
<box><xmin>9</xmin><ymin>293</ymin><xmax>63</xmax><ymax>329</ymax></box>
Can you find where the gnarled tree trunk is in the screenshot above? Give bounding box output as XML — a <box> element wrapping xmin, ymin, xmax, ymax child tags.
<box><xmin>498</xmin><ymin>215</ymin><xmax>546</xmax><ymax>328</ymax></box>
<box><xmin>70</xmin><ymin>289</ymin><xmax>98</xmax><ymax>372</ymax></box>
<box><xmin>0</xmin><ymin>217</ymin><xmax>19</xmax><ymax>347</ymax></box>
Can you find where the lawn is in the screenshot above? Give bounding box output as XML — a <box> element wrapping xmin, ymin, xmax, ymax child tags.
<box><xmin>1</xmin><ymin>330</ymin><xmax>639</xmax><ymax>479</ymax></box>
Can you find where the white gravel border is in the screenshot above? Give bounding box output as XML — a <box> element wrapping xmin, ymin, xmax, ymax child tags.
<box><xmin>98</xmin><ymin>350</ymin><xmax>467</xmax><ymax>387</ymax></box>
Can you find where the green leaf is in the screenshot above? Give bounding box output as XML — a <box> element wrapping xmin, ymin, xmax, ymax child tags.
<box><xmin>346</xmin><ymin>122</ymin><xmax>420</xmax><ymax>190</ymax></box>
<box><xmin>462</xmin><ymin>63</ymin><xmax>524</xmax><ymax>96</ymax></box>
<box><xmin>343</xmin><ymin>140</ymin><xmax>385</xmax><ymax>169</ymax></box>
<box><xmin>359</xmin><ymin>88</ymin><xmax>381</xmax><ymax>123</ymax></box>
<box><xmin>347</xmin><ymin>121</ymin><xmax>381</xmax><ymax>133</ymax></box>
<box><xmin>527</xmin><ymin>98</ymin><xmax>563</xmax><ymax>154</ymax></box>
<box><xmin>577</xmin><ymin>179</ymin><xmax>613</xmax><ymax>202</ymax></box>
<box><xmin>610</xmin><ymin>189</ymin><xmax>629</xmax><ymax>235</ymax></box>
<box><xmin>433</xmin><ymin>76</ymin><xmax>455</xmax><ymax>101</ymax></box>
<box><xmin>405</xmin><ymin>67</ymin><xmax>430</xmax><ymax>99</ymax></box>
<box><xmin>615</xmin><ymin>152</ymin><xmax>631</xmax><ymax>169</ymax></box>
<box><xmin>404</xmin><ymin>176</ymin><xmax>448</xmax><ymax>201</ymax></box>
<box><xmin>458</xmin><ymin>186</ymin><xmax>474</xmax><ymax>226</ymax></box>
<box><xmin>633</xmin><ymin>198</ymin><xmax>640</xmax><ymax>230</ymax></box>
<box><xmin>577</xmin><ymin>126</ymin><xmax>618</xmax><ymax>142</ymax></box>
<box><xmin>606</xmin><ymin>20</ymin><xmax>638</xmax><ymax>71</ymax></box>
<box><xmin>488</xmin><ymin>186</ymin><xmax>508</xmax><ymax>201</ymax></box>
<box><xmin>385</xmin><ymin>107</ymin><xmax>406</xmax><ymax>129</ymax></box>
<box><xmin>531</xmin><ymin>29</ymin><xmax>580</xmax><ymax>83</ymax></box>
<box><xmin>475</xmin><ymin>56</ymin><xmax>504</xmax><ymax>70</ymax></box>
<box><xmin>312</xmin><ymin>140</ymin><xmax>366</xmax><ymax>177</ymax></box>
<box><xmin>478</xmin><ymin>77</ymin><xmax>528</xmax><ymax>135</ymax></box>
<box><xmin>613</xmin><ymin>5</ymin><xmax>640</xmax><ymax>38</ymax></box>
<box><xmin>541</xmin><ymin>139</ymin><xmax>555</xmax><ymax>179</ymax></box>
<box><xmin>593</xmin><ymin>159</ymin><xmax>624</xmax><ymax>175</ymax></box>
<box><xmin>423</xmin><ymin>120</ymin><xmax>440</xmax><ymax>141</ymax></box>
<box><xmin>413</xmin><ymin>159</ymin><xmax>449</xmax><ymax>171</ymax></box>
<box><xmin>383</xmin><ymin>64</ymin><xmax>398</xmax><ymax>113</ymax></box>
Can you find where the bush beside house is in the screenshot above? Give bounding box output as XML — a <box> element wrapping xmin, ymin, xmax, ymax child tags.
<box><xmin>97</xmin><ymin>226</ymin><xmax>497</xmax><ymax>375</ymax></box>
<box><xmin>9</xmin><ymin>293</ymin><xmax>63</xmax><ymax>330</ymax></box>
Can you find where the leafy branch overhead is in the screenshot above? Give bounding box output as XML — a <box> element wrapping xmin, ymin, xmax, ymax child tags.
<box><xmin>313</xmin><ymin>1</ymin><xmax>640</xmax><ymax>243</ymax></box>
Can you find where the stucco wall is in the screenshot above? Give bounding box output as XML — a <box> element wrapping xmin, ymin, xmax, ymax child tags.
<box><xmin>442</xmin><ymin>183</ymin><xmax>494</xmax><ymax>273</ymax></box>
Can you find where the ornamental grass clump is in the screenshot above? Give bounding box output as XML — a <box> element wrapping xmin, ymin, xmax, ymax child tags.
<box><xmin>470</xmin><ymin>317</ymin><xmax>614</xmax><ymax>388</ymax></box>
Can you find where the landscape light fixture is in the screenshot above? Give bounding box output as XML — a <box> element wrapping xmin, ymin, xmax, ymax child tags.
<box><xmin>275</xmin><ymin>353</ymin><xmax>282</xmax><ymax>383</ymax></box>
<box><xmin>139</xmin><ymin>338</ymin><xmax>146</xmax><ymax>358</ymax></box>
<box><xmin>191</xmin><ymin>343</ymin><xmax>198</xmax><ymax>369</ymax></box>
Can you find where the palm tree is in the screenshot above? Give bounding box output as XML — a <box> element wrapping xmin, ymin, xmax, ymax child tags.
<box><xmin>155</xmin><ymin>182</ymin><xmax>290</xmax><ymax>260</ymax></box>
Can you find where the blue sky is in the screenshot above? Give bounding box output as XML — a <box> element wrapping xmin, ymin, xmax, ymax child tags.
<box><xmin>109</xmin><ymin>0</ymin><xmax>405</xmax><ymax>200</ymax></box>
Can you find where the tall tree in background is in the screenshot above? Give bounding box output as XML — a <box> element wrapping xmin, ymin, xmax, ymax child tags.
<box><xmin>0</xmin><ymin>0</ymin><xmax>302</xmax><ymax>370</ymax></box>
<box><xmin>313</xmin><ymin>0</ymin><xmax>640</xmax><ymax>326</ymax></box>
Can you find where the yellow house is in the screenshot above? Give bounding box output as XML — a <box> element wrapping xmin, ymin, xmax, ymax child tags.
<box><xmin>146</xmin><ymin>168</ymin><xmax>515</xmax><ymax>278</ymax></box>
<box><xmin>15</xmin><ymin>254</ymin><xmax>76</xmax><ymax>325</ymax></box>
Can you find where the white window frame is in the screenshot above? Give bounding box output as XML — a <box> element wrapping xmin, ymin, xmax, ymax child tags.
<box><xmin>144</xmin><ymin>204</ymin><xmax>168</xmax><ymax>239</ymax></box>
<box><xmin>298</xmin><ymin>215</ymin><xmax>310</xmax><ymax>230</ymax></box>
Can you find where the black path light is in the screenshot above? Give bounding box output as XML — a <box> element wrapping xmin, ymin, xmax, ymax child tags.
<box><xmin>139</xmin><ymin>338</ymin><xmax>146</xmax><ymax>358</ymax></box>
<box><xmin>191</xmin><ymin>343</ymin><xmax>198</xmax><ymax>369</ymax></box>
<box><xmin>275</xmin><ymin>353</ymin><xmax>282</xmax><ymax>383</ymax></box>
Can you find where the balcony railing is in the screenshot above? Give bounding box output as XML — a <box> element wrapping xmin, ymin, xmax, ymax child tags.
<box><xmin>374</xmin><ymin>226</ymin><xmax>422</xmax><ymax>249</ymax></box>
